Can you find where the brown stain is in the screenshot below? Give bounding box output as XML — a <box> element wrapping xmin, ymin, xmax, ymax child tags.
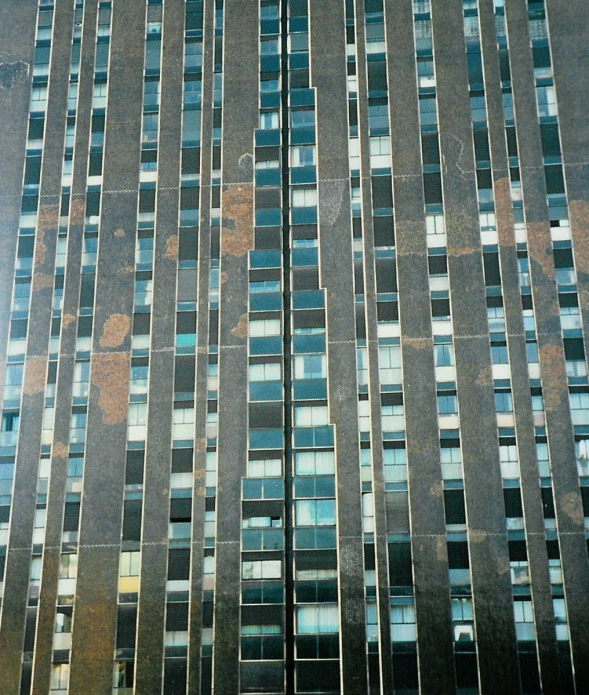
<box><xmin>62</xmin><ymin>313</ymin><xmax>76</xmax><ymax>328</ymax></box>
<box><xmin>35</xmin><ymin>203</ymin><xmax>59</xmax><ymax>267</ymax></box>
<box><xmin>538</xmin><ymin>343</ymin><xmax>565</xmax><ymax>412</ymax></box>
<box><xmin>114</xmin><ymin>228</ymin><xmax>125</xmax><ymax>237</ymax></box>
<box><xmin>194</xmin><ymin>467</ymin><xmax>206</xmax><ymax>481</ymax></box>
<box><xmin>448</xmin><ymin>246</ymin><xmax>476</xmax><ymax>257</ymax></box>
<box><xmin>69</xmin><ymin>198</ymin><xmax>85</xmax><ymax>226</ymax></box>
<box><xmin>99</xmin><ymin>314</ymin><xmax>130</xmax><ymax>349</ymax></box>
<box><xmin>569</xmin><ymin>200</ymin><xmax>589</xmax><ymax>280</ymax></box>
<box><xmin>120</xmin><ymin>265</ymin><xmax>134</xmax><ymax>274</ymax></box>
<box><xmin>194</xmin><ymin>437</ymin><xmax>207</xmax><ymax>453</ymax></box>
<box><xmin>23</xmin><ymin>356</ymin><xmax>47</xmax><ymax>396</ymax></box>
<box><xmin>402</xmin><ymin>337</ymin><xmax>432</xmax><ymax>350</ymax></box>
<box><xmin>53</xmin><ymin>442</ymin><xmax>68</xmax><ymax>459</ymax></box>
<box><xmin>527</xmin><ymin>222</ymin><xmax>555</xmax><ymax>282</ymax></box>
<box><xmin>560</xmin><ymin>492</ymin><xmax>584</xmax><ymax>526</ymax></box>
<box><xmin>165</xmin><ymin>234</ymin><xmax>179</xmax><ymax>260</ymax></box>
<box><xmin>231</xmin><ymin>313</ymin><xmax>248</xmax><ymax>339</ymax></box>
<box><xmin>220</xmin><ymin>271</ymin><xmax>229</xmax><ymax>285</ymax></box>
<box><xmin>494</xmin><ymin>177</ymin><xmax>516</xmax><ymax>247</ymax></box>
<box><xmin>32</xmin><ymin>273</ymin><xmax>53</xmax><ymax>292</ymax></box>
<box><xmin>470</xmin><ymin>530</ymin><xmax>487</xmax><ymax>544</ymax></box>
<box><xmin>429</xmin><ymin>481</ymin><xmax>443</xmax><ymax>499</ymax></box>
<box><xmin>497</xmin><ymin>553</ymin><xmax>510</xmax><ymax>575</ymax></box>
<box><xmin>475</xmin><ymin>366</ymin><xmax>493</xmax><ymax>387</ymax></box>
<box><xmin>436</xmin><ymin>535</ymin><xmax>446</xmax><ymax>562</ymax></box>
<box><xmin>221</xmin><ymin>184</ymin><xmax>254</xmax><ymax>257</ymax></box>
<box><xmin>91</xmin><ymin>352</ymin><xmax>130</xmax><ymax>425</ymax></box>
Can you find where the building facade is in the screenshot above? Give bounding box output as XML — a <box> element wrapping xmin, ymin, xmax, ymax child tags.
<box><xmin>0</xmin><ymin>0</ymin><xmax>589</xmax><ymax>693</ymax></box>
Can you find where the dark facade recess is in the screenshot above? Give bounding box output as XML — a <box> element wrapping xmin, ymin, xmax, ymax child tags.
<box><xmin>1</xmin><ymin>0</ymin><xmax>589</xmax><ymax>694</ymax></box>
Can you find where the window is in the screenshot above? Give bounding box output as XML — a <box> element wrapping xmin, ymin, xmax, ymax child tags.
<box><xmin>250</xmin><ymin>319</ymin><xmax>281</xmax><ymax>336</ymax></box>
<box><xmin>419</xmin><ymin>97</ymin><xmax>437</xmax><ymax>127</ymax></box>
<box><xmin>242</xmin><ymin>560</ymin><xmax>281</xmax><ymax>580</ymax></box>
<box><xmin>426</xmin><ymin>214</ymin><xmax>445</xmax><ymax>235</ymax></box>
<box><xmin>390</xmin><ymin>601</ymin><xmax>416</xmax><ymax>642</ymax></box>
<box><xmin>260</xmin><ymin>111</ymin><xmax>279</xmax><ymax>130</ymax></box>
<box><xmin>120</xmin><ymin>551</ymin><xmax>140</xmax><ymax>577</ymax></box>
<box><xmin>249</xmin><ymin>280</ymin><xmax>280</xmax><ymax>293</ymax></box>
<box><xmin>55</xmin><ymin>608</ymin><xmax>73</xmax><ymax>633</ymax></box>
<box><xmin>491</xmin><ymin>344</ymin><xmax>508</xmax><ymax>364</ymax></box>
<box><xmin>295</xmin><ymin>406</ymin><xmax>329</xmax><ymax>427</ymax></box>
<box><xmin>514</xmin><ymin>600</ymin><xmax>535</xmax><ymax>641</ymax></box>
<box><xmin>434</xmin><ymin>342</ymin><xmax>454</xmax><ymax>367</ymax></box>
<box><xmin>294</xmin><ymin>354</ymin><xmax>326</xmax><ymax>380</ymax></box>
<box><xmin>128</xmin><ymin>403</ymin><xmax>147</xmax><ymax>427</ymax></box>
<box><xmin>292</xmin><ymin>188</ymin><xmax>317</xmax><ymax>208</ymax></box>
<box><xmin>437</xmin><ymin>392</ymin><xmax>457</xmax><ymax>415</ymax></box>
<box><xmin>248</xmin><ymin>458</ymin><xmax>282</xmax><ymax>477</ymax></box>
<box><xmin>495</xmin><ymin>391</ymin><xmax>513</xmax><ymax>413</ymax></box>
<box><xmin>378</xmin><ymin>345</ymin><xmax>401</xmax><ymax>384</ymax></box>
<box><xmin>59</xmin><ymin>554</ymin><xmax>78</xmax><ymax>579</ymax></box>
<box><xmin>369</xmin><ymin>136</ymin><xmax>391</xmax><ymax>167</ymax></box>
<box><xmin>51</xmin><ymin>665</ymin><xmax>70</xmax><ymax>692</ymax></box>
<box><xmin>291</xmin><ymin>109</ymin><xmax>315</xmax><ymax>128</ymax></box>
<box><xmin>296</xmin><ymin>605</ymin><xmax>339</xmax><ymax>634</ymax></box>
<box><xmin>291</xmin><ymin>145</ymin><xmax>316</xmax><ymax>167</ymax></box>
<box><xmin>73</xmin><ymin>361</ymin><xmax>90</xmax><ymax>398</ymax></box>
<box><xmin>249</xmin><ymin>363</ymin><xmax>281</xmax><ymax>381</ymax></box>
<box><xmin>383</xmin><ymin>448</ymin><xmax>407</xmax><ymax>482</ymax></box>
<box><xmin>295</xmin><ymin>499</ymin><xmax>336</xmax><ymax>526</ymax></box>
<box><xmin>294</xmin><ymin>451</ymin><xmax>335</xmax><ymax>475</ymax></box>
<box><xmin>536</xmin><ymin>86</ymin><xmax>557</xmax><ymax>117</ymax></box>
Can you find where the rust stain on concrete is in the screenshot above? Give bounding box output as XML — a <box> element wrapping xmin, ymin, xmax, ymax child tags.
<box><xmin>23</xmin><ymin>356</ymin><xmax>47</xmax><ymax>396</ymax></box>
<box><xmin>436</xmin><ymin>535</ymin><xmax>446</xmax><ymax>562</ymax></box>
<box><xmin>32</xmin><ymin>273</ymin><xmax>53</xmax><ymax>292</ymax></box>
<box><xmin>402</xmin><ymin>336</ymin><xmax>432</xmax><ymax>350</ymax></box>
<box><xmin>475</xmin><ymin>366</ymin><xmax>493</xmax><ymax>386</ymax></box>
<box><xmin>470</xmin><ymin>530</ymin><xmax>487</xmax><ymax>544</ymax></box>
<box><xmin>165</xmin><ymin>234</ymin><xmax>179</xmax><ymax>260</ymax></box>
<box><xmin>429</xmin><ymin>481</ymin><xmax>443</xmax><ymax>499</ymax></box>
<box><xmin>99</xmin><ymin>314</ymin><xmax>130</xmax><ymax>349</ymax></box>
<box><xmin>220</xmin><ymin>271</ymin><xmax>228</xmax><ymax>285</ymax></box>
<box><xmin>53</xmin><ymin>442</ymin><xmax>68</xmax><ymax>459</ymax></box>
<box><xmin>231</xmin><ymin>313</ymin><xmax>248</xmax><ymax>339</ymax></box>
<box><xmin>527</xmin><ymin>222</ymin><xmax>555</xmax><ymax>281</ymax></box>
<box><xmin>494</xmin><ymin>177</ymin><xmax>516</xmax><ymax>247</ymax></box>
<box><xmin>69</xmin><ymin>198</ymin><xmax>85</xmax><ymax>226</ymax></box>
<box><xmin>221</xmin><ymin>184</ymin><xmax>254</xmax><ymax>257</ymax></box>
<box><xmin>194</xmin><ymin>437</ymin><xmax>207</xmax><ymax>453</ymax></box>
<box><xmin>62</xmin><ymin>313</ymin><xmax>76</xmax><ymax>328</ymax></box>
<box><xmin>114</xmin><ymin>228</ymin><xmax>125</xmax><ymax>237</ymax></box>
<box><xmin>539</xmin><ymin>343</ymin><xmax>565</xmax><ymax>412</ymax></box>
<box><xmin>91</xmin><ymin>352</ymin><xmax>129</xmax><ymax>425</ymax></box>
<box><xmin>35</xmin><ymin>203</ymin><xmax>58</xmax><ymax>267</ymax></box>
<box><xmin>561</xmin><ymin>492</ymin><xmax>584</xmax><ymax>526</ymax></box>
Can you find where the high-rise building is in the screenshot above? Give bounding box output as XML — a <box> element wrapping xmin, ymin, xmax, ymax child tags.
<box><xmin>1</xmin><ymin>0</ymin><xmax>588</xmax><ymax>693</ymax></box>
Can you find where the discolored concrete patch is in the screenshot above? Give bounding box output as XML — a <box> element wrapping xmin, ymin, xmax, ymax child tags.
<box><xmin>99</xmin><ymin>314</ymin><xmax>130</xmax><ymax>349</ymax></box>
<box><xmin>221</xmin><ymin>184</ymin><xmax>254</xmax><ymax>257</ymax></box>
<box><xmin>91</xmin><ymin>352</ymin><xmax>130</xmax><ymax>425</ymax></box>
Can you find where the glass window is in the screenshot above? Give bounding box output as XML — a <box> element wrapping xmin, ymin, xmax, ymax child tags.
<box><xmin>296</xmin><ymin>605</ymin><xmax>339</xmax><ymax>634</ymax></box>
<box><xmin>294</xmin><ymin>451</ymin><xmax>335</xmax><ymax>475</ymax></box>
<box><xmin>295</xmin><ymin>499</ymin><xmax>336</xmax><ymax>526</ymax></box>
<box><xmin>294</xmin><ymin>355</ymin><xmax>326</xmax><ymax>380</ymax></box>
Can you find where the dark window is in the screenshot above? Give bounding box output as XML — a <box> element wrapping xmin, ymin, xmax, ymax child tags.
<box><xmin>122</xmin><ymin>500</ymin><xmax>142</xmax><ymax>542</ymax></box>
<box><xmin>504</xmin><ymin>488</ymin><xmax>523</xmax><ymax>517</ymax></box>
<box><xmin>116</xmin><ymin>604</ymin><xmax>137</xmax><ymax>648</ymax></box>
<box><xmin>168</xmin><ymin>548</ymin><xmax>190</xmax><ymax>580</ymax></box>
<box><xmin>444</xmin><ymin>490</ymin><xmax>466</xmax><ymax>524</ymax></box>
